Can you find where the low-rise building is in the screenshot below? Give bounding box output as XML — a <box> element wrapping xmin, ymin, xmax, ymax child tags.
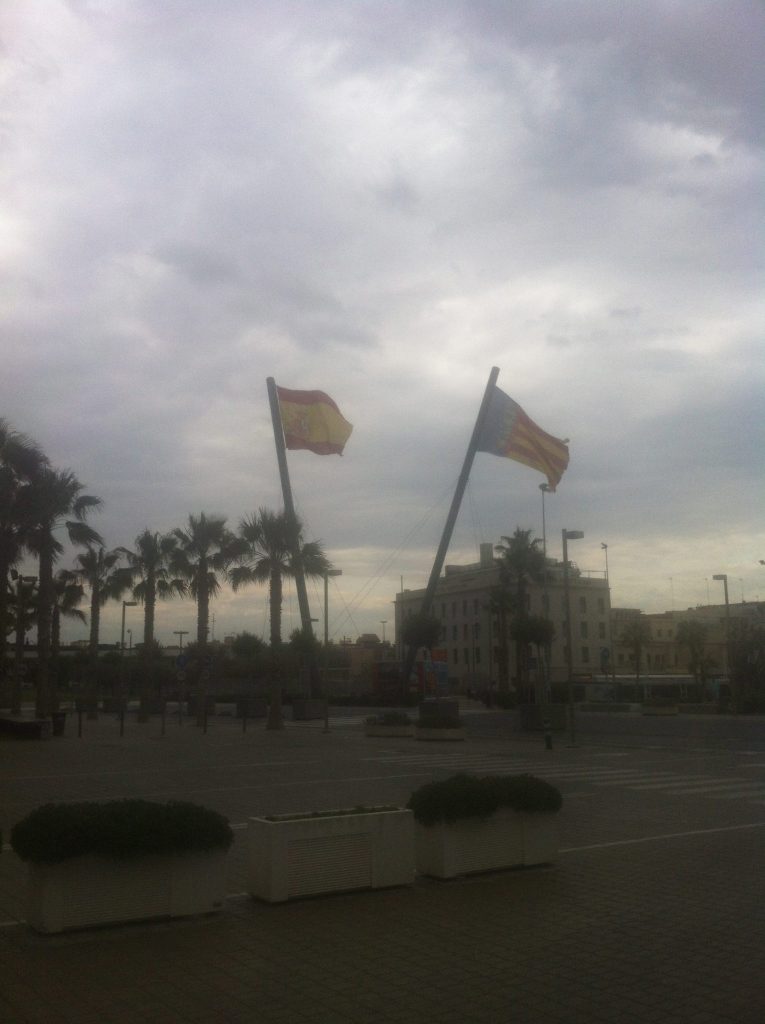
<box><xmin>394</xmin><ymin>542</ymin><xmax>612</xmax><ymax>693</ymax></box>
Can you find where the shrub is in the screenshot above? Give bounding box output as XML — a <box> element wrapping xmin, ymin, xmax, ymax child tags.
<box><xmin>11</xmin><ymin>800</ymin><xmax>234</xmax><ymax>864</ymax></box>
<box><xmin>406</xmin><ymin>773</ymin><xmax>562</xmax><ymax>826</ymax></box>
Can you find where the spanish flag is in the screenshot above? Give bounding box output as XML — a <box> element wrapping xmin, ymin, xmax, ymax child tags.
<box><xmin>477</xmin><ymin>386</ymin><xmax>569</xmax><ymax>490</ymax></box>
<box><xmin>276</xmin><ymin>386</ymin><xmax>353</xmax><ymax>456</ymax></box>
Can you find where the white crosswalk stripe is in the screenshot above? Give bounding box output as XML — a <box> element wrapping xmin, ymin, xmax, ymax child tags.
<box><xmin>364</xmin><ymin>748</ymin><xmax>765</xmax><ymax>805</ymax></box>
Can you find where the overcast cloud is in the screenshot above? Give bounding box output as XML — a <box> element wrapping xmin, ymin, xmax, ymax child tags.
<box><xmin>3</xmin><ymin>0</ymin><xmax>763</xmax><ymax>645</ymax></box>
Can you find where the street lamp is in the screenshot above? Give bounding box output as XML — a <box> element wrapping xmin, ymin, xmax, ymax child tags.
<box><xmin>539</xmin><ymin>484</ymin><xmax>551</xmax><ymax>560</ymax></box>
<box><xmin>712</xmin><ymin>574</ymin><xmax>733</xmax><ymax>712</ymax></box>
<box><xmin>119</xmin><ymin>601</ymin><xmax>137</xmax><ymax>704</ymax></box>
<box><xmin>562</xmin><ymin>529</ymin><xmax>584</xmax><ymax>745</ymax></box>
<box><xmin>380</xmin><ymin>620</ymin><xmax>387</xmax><ymax>644</ymax></box>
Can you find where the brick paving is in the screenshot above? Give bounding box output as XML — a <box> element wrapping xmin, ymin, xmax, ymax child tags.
<box><xmin>1</xmin><ymin>713</ymin><xmax>764</xmax><ymax>1022</ymax></box>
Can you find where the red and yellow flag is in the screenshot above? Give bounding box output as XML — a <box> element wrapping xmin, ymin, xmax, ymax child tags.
<box><xmin>276</xmin><ymin>386</ymin><xmax>353</xmax><ymax>456</ymax></box>
<box><xmin>477</xmin><ymin>386</ymin><xmax>569</xmax><ymax>490</ymax></box>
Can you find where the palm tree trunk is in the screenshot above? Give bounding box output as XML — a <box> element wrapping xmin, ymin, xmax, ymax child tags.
<box><xmin>139</xmin><ymin>576</ymin><xmax>156</xmax><ymax>722</ymax></box>
<box><xmin>0</xmin><ymin>550</ymin><xmax>11</xmax><ymax>706</ymax></box>
<box><xmin>195</xmin><ymin>560</ymin><xmax>209</xmax><ymax>727</ymax></box>
<box><xmin>36</xmin><ymin>539</ymin><xmax>54</xmax><ymax>717</ymax></box>
<box><xmin>266</xmin><ymin>571</ymin><xmax>284</xmax><ymax>729</ymax></box>
<box><xmin>50</xmin><ymin>605</ymin><xmax>61</xmax><ymax>712</ymax></box>
<box><xmin>86</xmin><ymin>584</ymin><xmax>100</xmax><ymax>717</ymax></box>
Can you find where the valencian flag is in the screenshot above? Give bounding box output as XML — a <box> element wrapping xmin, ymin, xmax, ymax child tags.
<box><xmin>477</xmin><ymin>386</ymin><xmax>569</xmax><ymax>490</ymax></box>
<box><xmin>275</xmin><ymin>386</ymin><xmax>353</xmax><ymax>456</ymax></box>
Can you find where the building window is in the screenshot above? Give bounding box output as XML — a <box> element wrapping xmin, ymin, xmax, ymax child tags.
<box><xmin>463</xmin><ymin>648</ymin><xmax>470</xmax><ymax>665</ymax></box>
<box><xmin>598</xmin><ymin>622</ymin><xmax>606</xmax><ymax>639</ymax></box>
<box><xmin>581</xmin><ymin>647</ymin><xmax>590</xmax><ymax>663</ymax></box>
<box><xmin>462</xmin><ymin>600</ymin><xmax>468</xmax><ymax>616</ymax></box>
<box><xmin>440</xmin><ymin>626</ymin><xmax>446</xmax><ymax>642</ymax></box>
<box><xmin>579</xmin><ymin>597</ymin><xmax>587</xmax><ymax>614</ymax></box>
<box><xmin>542</xmin><ymin>593</ymin><xmax>550</xmax><ymax>613</ymax></box>
<box><xmin>580</xmin><ymin>622</ymin><xmax>588</xmax><ymax>639</ymax></box>
<box><xmin>452</xmin><ymin>602</ymin><xmax>456</xmax><ymax>617</ymax></box>
<box><xmin>597</xmin><ymin>597</ymin><xmax>605</xmax><ymax>613</ymax></box>
<box><xmin>463</xmin><ymin>624</ymin><xmax>469</xmax><ymax>640</ymax></box>
<box><xmin>453</xmin><ymin>648</ymin><xmax>459</xmax><ymax>664</ymax></box>
<box><xmin>441</xmin><ymin>603</ymin><xmax>446</xmax><ymax>619</ymax></box>
<box><xmin>474</xmin><ymin>647</ymin><xmax>481</xmax><ymax>664</ymax></box>
<box><xmin>452</xmin><ymin>625</ymin><xmax>458</xmax><ymax>641</ymax></box>
<box><xmin>473</xmin><ymin>598</ymin><xmax>480</xmax><ymax>615</ymax></box>
<box><xmin>473</xmin><ymin>622</ymin><xmax>481</xmax><ymax>639</ymax></box>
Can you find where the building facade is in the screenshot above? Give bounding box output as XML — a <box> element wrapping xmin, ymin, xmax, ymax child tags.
<box><xmin>394</xmin><ymin>542</ymin><xmax>612</xmax><ymax>692</ymax></box>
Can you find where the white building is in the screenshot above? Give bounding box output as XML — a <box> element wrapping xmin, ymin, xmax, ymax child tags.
<box><xmin>394</xmin><ymin>542</ymin><xmax>612</xmax><ymax>693</ymax></box>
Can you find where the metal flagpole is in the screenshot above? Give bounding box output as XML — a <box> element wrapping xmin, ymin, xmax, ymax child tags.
<box><xmin>402</xmin><ymin>366</ymin><xmax>500</xmax><ymax>687</ymax></box>
<box><xmin>266</xmin><ymin>378</ymin><xmax>321</xmax><ymax>696</ymax></box>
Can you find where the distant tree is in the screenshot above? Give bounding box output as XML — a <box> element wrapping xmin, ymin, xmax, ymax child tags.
<box><xmin>619</xmin><ymin>614</ymin><xmax>652</xmax><ymax>694</ymax></box>
<box><xmin>171</xmin><ymin>514</ymin><xmax>237</xmax><ymax>723</ymax></box>
<box><xmin>730</xmin><ymin>622</ymin><xmax>765</xmax><ymax>713</ymax></box>
<box><xmin>511</xmin><ymin>613</ymin><xmax>556</xmax><ymax>703</ymax></box>
<box><xmin>676</xmin><ymin>620</ymin><xmax>711</xmax><ymax>693</ymax></box>
<box><xmin>0</xmin><ymin>419</ymin><xmax>48</xmax><ymax>679</ymax></box>
<box><xmin>73</xmin><ymin>546</ymin><xmax>129</xmax><ymax>713</ymax></box>
<box><xmin>230</xmin><ymin>509</ymin><xmax>330</xmax><ymax>728</ymax></box>
<box><xmin>230</xmin><ymin>631</ymin><xmax>267</xmax><ymax>662</ymax></box>
<box><xmin>49</xmin><ymin>569</ymin><xmax>86</xmax><ymax>706</ymax></box>
<box><xmin>496</xmin><ymin>529</ymin><xmax>546</xmax><ymax>694</ymax></box>
<box><xmin>118</xmin><ymin>530</ymin><xmax>186</xmax><ymax>718</ymax></box>
<box><xmin>23</xmin><ymin>467</ymin><xmax>102</xmax><ymax>715</ymax></box>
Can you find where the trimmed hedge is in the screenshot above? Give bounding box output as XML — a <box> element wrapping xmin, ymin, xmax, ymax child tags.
<box><xmin>407</xmin><ymin>773</ymin><xmax>562</xmax><ymax>827</ymax></box>
<box><xmin>11</xmin><ymin>800</ymin><xmax>234</xmax><ymax>865</ymax></box>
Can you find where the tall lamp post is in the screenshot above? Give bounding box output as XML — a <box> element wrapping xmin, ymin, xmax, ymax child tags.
<box><xmin>562</xmin><ymin>529</ymin><xmax>584</xmax><ymax>745</ymax></box>
<box><xmin>712</xmin><ymin>573</ymin><xmax>733</xmax><ymax>712</ymax></box>
<box><xmin>120</xmin><ymin>600</ymin><xmax>137</xmax><ymax>703</ymax></box>
<box><xmin>539</xmin><ymin>484</ymin><xmax>552</xmax><ymax>701</ymax></box>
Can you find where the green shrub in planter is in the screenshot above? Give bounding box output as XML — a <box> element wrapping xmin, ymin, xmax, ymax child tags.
<box><xmin>407</xmin><ymin>773</ymin><xmax>562</xmax><ymax>827</ymax></box>
<box><xmin>11</xmin><ymin>800</ymin><xmax>234</xmax><ymax>864</ymax></box>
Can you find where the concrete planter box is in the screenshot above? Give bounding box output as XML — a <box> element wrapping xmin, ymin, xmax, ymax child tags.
<box><xmin>26</xmin><ymin>850</ymin><xmax>228</xmax><ymax>933</ymax></box>
<box><xmin>415</xmin><ymin>725</ymin><xmax>465</xmax><ymax>741</ymax></box>
<box><xmin>364</xmin><ymin>724</ymin><xmax>415</xmax><ymax>738</ymax></box>
<box><xmin>248</xmin><ymin>807</ymin><xmax>414</xmax><ymax>903</ymax></box>
<box><xmin>415</xmin><ymin>808</ymin><xmax>559</xmax><ymax>879</ymax></box>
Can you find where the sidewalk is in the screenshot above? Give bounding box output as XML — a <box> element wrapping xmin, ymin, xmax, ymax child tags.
<box><xmin>1</xmin><ymin>715</ymin><xmax>764</xmax><ymax>1022</ymax></box>
<box><xmin>1</xmin><ymin>822</ymin><xmax>764</xmax><ymax>1024</ymax></box>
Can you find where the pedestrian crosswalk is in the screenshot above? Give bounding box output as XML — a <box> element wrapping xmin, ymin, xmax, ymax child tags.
<box><xmin>362</xmin><ymin>749</ymin><xmax>765</xmax><ymax>806</ymax></box>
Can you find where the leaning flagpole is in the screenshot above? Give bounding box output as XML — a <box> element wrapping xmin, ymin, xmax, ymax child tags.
<box><xmin>266</xmin><ymin>377</ymin><xmax>315</xmax><ymax>640</ymax></box>
<box><xmin>403</xmin><ymin>366</ymin><xmax>500</xmax><ymax>686</ymax></box>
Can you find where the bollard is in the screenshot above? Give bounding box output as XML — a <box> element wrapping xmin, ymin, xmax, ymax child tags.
<box><xmin>543</xmin><ymin>717</ymin><xmax>553</xmax><ymax>751</ymax></box>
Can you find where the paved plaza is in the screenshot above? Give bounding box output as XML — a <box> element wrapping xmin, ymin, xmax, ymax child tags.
<box><xmin>1</xmin><ymin>708</ymin><xmax>764</xmax><ymax>1023</ymax></box>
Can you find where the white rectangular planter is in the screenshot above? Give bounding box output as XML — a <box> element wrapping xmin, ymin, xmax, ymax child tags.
<box><xmin>415</xmin><ymin>808</ymin><xmax>559</xmax><ymax>879</ymax></box>
<box><xmin>26</xmin><ymin>849</ymin><xmax>228</xmax><ymax>934</ymax></box>
<box><xmin>249</xmin><ymin>808</ymin><xmax>414</xmax><ymax>902</ymax></box>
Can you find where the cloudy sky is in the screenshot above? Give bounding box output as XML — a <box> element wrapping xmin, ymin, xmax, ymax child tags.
<box><xmin>3</xmin><ymin>0</ymin><xmax>764</xmax><ymax>647</ymax></box>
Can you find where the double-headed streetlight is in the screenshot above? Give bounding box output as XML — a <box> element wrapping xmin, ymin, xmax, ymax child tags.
<box><xmin>562</xmin><ymin>529</ymin><xmax>584</xmax><ymax>745</ymax></box>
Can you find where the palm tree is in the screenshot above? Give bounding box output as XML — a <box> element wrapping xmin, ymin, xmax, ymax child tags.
<box><xmin>50</xmin><ymin>569</ymin><xmax>86</xmax><ymax>707</ymax></box>
<box><xmin>676</xmin><ymin>619</ymin><xmax>712</xmax><ymax>698</ymax></box>
<box><xmin>74</xmin><ymin>546</ymin><xmax>129</xmax><ymax>713</ymax></box>
<box><xmin>619</xmin><ymin>614</ymin><xmax>652</xmax><ymax>699</ymax></box>
<box><xmin>23</xmin><ymin>467</ymin><xmax>102</xmax><ymax>716</ymax></box>
<box><xmin>171</xmin><ymin>514</ymin><xmax>235</xmax><ymax>650</ymax></box>
<box><xmin>230</xmin><ymin>508</ymin><xmax>331</xmax><ymax>648</ymax></box>
<box><xmin>118</xmin><ymin>530</ymin><xmax>186</xmax><ymax>718</ymax></box>
<box><xmin>9</xmin><ymin>572</ymin><xmax>38</xmax><ymax>713</ymax></box>
<box><xmin>171</xmin><ymin>514</ymin><xmax>237</xmax><ymax>722</ymax></box>
<box><xmin>495</xmin><ymin>529</ymin><xmax>546</xmax><ymax>699</ymax></box>
<box><xmin>230</xmin><ymin>508</ymin><xmax>330</xmax><ymax>728</ymax></box>
<box><xmin>0</xmin><ymin>419</ymin><xmax>48</xmax><ymax>680</ymax></box>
